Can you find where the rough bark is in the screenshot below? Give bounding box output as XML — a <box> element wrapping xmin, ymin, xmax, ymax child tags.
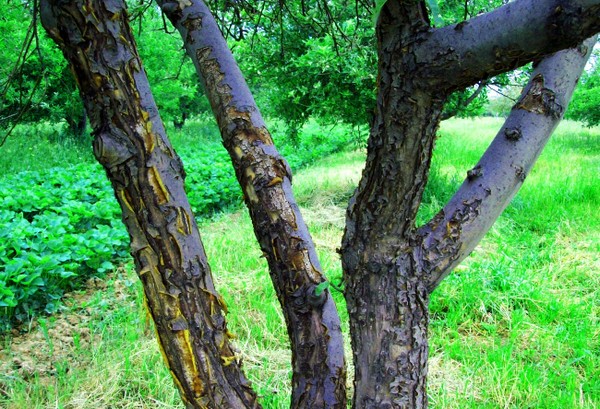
<box><xmin>40</xmin><ymin>1</ymin><xmax>259</xmax><ymax>408</ymax></box>
<box><xmin>38</xmin><ymin>0</ymin><xmax>600</xmax><ymax>408</ymax></box>
<box><xmin>154</xmin><ymin>1</ymin><xmax>347</xmax><ymax>408</ymax></box>
<box><xmin>340</xmin><ymin>3</ymin><xmax>438</xmax><ymax>407</ymax></box>
<box><xmin>341</xmin><ymin>1</ymin><xmax>597</xmax><ymax>408</ymax></box>
<box><xmin>420</xmin><ymin>37</ymin><xmax>597</xmax><ymax>291</ymax></box>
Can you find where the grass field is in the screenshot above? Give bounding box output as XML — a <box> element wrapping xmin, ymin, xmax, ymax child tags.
<box><xmin>0</xmin><ymin>117</ymin><xmax>598</xmax><ymax>408</ymax></box>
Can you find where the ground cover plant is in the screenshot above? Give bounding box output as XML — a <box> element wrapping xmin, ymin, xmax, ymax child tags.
<box><xmin>0</xmin><ymin>119</ymin><xmax>352</xmax><ymax>331</ymax></box>
<box><xmin>0</xmin><ymin>118</ymin><xmax>598</xmax><ymax>408</ymax></box>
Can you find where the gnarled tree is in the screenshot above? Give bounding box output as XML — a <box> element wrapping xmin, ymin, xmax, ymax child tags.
<box><xmin>40</xmin><ymin>0</ymin><xmax>599</xmax><ymax>408</ymax></box>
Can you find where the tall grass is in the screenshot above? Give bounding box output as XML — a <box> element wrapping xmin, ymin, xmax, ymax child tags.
<box><xmin>0</xmin><ymin>123</ymin><xmax>94</xmax><ymax>175</ymax></box>
<box><xmin>0</xmin><ymin>118</ymin><xmax>598</xmax><ymax>408</ymax></box>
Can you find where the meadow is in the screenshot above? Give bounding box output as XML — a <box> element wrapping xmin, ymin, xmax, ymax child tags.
<box><xmin>0</xmin><ymin>117</ymin><xmax>598</xmax><ymax>408</ymax></box>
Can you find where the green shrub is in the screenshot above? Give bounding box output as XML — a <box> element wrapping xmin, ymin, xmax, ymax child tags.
<box><xmin>0</xmin><ymin>120</ymin><xmax>356</xmax><ymax>329</ymax></box>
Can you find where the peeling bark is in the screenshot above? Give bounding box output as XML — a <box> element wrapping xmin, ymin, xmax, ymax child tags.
<box><xmin>420</xmin><ymin>37</ymin><xmax>597</xmax><ymax>291</ymax></box>
<box><xmin>38</xmin><ymin>0</ymin><xmax>600</xmax><ymax>407</ymax></box>
<box><xmin>341</xmin><ymin>3</ymin><xmax>438</xmax><ymax>407</ymax></box>
<box><xmin>40</xmin><ymin>1</ymin><xmax>259</xmax><ymax>408</ymax></box>
<box><xmin>154</xmin><ymin>1</ymin><xmax>347</xmax><ymax>408</ymax></box>
<box><xmin>341</xmin><ymin>0</ymin><xmax>596</xmax><ymax>407</ymax></box>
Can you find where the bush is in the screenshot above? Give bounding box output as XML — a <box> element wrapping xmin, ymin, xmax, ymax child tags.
<box><xmin>0</xmin><ymin>120</ymin><xmax>355</xmax><ymax>329</ymax></box>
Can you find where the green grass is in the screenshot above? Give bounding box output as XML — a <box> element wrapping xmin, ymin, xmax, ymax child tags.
<box><xmin>0</xmin><ymin>123</ymin><xmax>94</xmax><ymax>175</ymax></box>
<box><xmin>1</xmin><ymin>117</ymin><xmax>598</xmax><ymax>408</ymax></box>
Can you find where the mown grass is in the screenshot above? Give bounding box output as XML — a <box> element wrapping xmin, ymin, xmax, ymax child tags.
<box><xmin>0</xmin><ymin>117</ymin><xmax>598</xmax><ymax>408</ymax></box>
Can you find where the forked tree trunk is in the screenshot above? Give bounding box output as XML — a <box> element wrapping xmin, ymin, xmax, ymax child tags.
<box><xmin>340</xmin><ymin>1</ymin><xmax>597</xmax><ymax>406</ymax></box>
<box><xmin>39</xmin><ymin>0</ymin><xmax>599</xmax><ymax>408</ymax></box>
<box><xmin>40</xmin><ymin>1</ymin><xmax>259</xmax><ymax>407</ymax></box>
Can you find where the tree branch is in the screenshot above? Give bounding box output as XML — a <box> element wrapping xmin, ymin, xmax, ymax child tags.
<box><xmin>413</xmin><ymin>0</ymin><xmax>600</xmax><ymax>92</ymax></box>
<box><xmin>418</xmin><ymin>36</ymin><xmax>597</xmax><ymax>292</ymax></box>
<box><xmin>155</xmin><ymin>1</ymin><xmax>347</xmax><ymax>407</ymax></box>
<box><xmin>440</xmin><ymin>79</ymin><xmax>488</xmax><ymax>121</ymax></box>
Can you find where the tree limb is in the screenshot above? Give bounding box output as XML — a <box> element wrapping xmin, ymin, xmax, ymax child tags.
<box><xmin>413</xmin><ymin>0</ymin><xmax>600</xmax><ymax>92</ymax></box>
<box><xmin>154</xmin><ymin>1</ymin><xmax>347</xmax><ymax>407</ymax></box>
<box><xmin>418</xmin><ymin>37</ymin><xmax>597</xmax><ymax>292</ymax></box>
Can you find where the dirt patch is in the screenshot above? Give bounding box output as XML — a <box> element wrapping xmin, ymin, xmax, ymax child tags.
<box><xmin>0</xmin><ymin>272</ymin><xmax>133</xmax><ymax>387</ymax></box>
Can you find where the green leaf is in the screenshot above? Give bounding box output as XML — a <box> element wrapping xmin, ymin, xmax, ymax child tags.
<box><xmin>426</xmin><ymin>0</ymin><xmax>444</xmax><ymax>27</ymax></box>
<box><xmin>314</xmin><ymin>281</ymin><xmax>330</xmax><ymax>297</ymax></box>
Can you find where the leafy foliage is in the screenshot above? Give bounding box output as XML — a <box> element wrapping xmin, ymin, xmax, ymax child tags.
<box><xmin>229</xmin><ymin>1</ymin><xmax>377</xmax><ymax>133</ymax></box>
<box><xmin>135</xmin><ymin>6</ymin><xmax>212</xmax><ymax>128</ymax></box>
<box><xmin>567</xmin><ymin>47</ymin><xmax>600</xmax><ymax>126</ymax></box>
<box><xmin>0</xmin><ymin>164</ymin><xmax>128</xmax><ymax>329</ymax></box>
<box><xmin>0</xmin><ymin>120</ymin><xmax>352</xmax><ymax>330</ymax></box>
<box><xmin>0</xmin><ymin>2</ymin><xmax>210</xmax><ymax>141</ymax></box>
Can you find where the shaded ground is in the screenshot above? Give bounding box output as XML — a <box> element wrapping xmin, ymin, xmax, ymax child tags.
<box><xmin>0</xmin><ymin>272</ymin><xmax>133</xmax><ymax>395</ymax></box>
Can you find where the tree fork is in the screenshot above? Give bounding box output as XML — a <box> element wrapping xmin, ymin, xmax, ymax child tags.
<box><xmin>155</xmin><ymin>1</ymin><xmax>348</xmax><ymax>408</ymax></box>
<box><xmin>342</xmin><ymin>0</ymin><xmax>596</xmax><ymax>407</ymax></box>
<box><xmin>40</xmin><ymin>1</ymin><xmax>259</xmax><ymax>407</ymax></box>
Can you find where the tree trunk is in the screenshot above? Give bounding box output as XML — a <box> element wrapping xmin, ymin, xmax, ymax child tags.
<box><xmin>341</xmin><ymin>1</ymin><xmax>597</xmax><ymax>407</ymax></box>
<box><xmin>40</xmin><ymin>1</ymin><xmax>259</xmax><ymax>408</ymax></box>
<box><xmin>38</xmin><ymin>0</ymin><xmax>599</xmax><ymax>408</ymax></box>
<box><xmin>155</xmin><ymin>1</ymin><xmax>347</xmax><ymax>407</ymax></box>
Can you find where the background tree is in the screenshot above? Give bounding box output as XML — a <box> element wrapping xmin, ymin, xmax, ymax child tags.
<box><xmin>567</xmin><ymin>43</ymin><xmax>600</xmax><ymax>126</ymax></box>
<box><xmin>0</xmin><ymin>1</ymin><xmax>85</xmax><ymax>140</ymax></box>
<box><xmin>0</xmin><ymin>0</ymin><xmax>211</xmax><ymax>143</ymax></box>
<box><xmin>133</xmin><ymin>4</ymin><xmax>212</xmax><ymax>128</ymax></box>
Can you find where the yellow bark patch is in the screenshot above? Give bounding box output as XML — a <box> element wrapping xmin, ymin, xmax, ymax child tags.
<box><xmin>92</xmin><ymin>73</ymin><xmax>103</xmax><ymax>88</ymax></box>
<box><xmin>233</xmin><ymin>146</ymin><xmax>244</xmax><ymax>160</ymax></box>
<box><xmin>267</xmin><ymin>176</ymin><xmax>283</xmax><ymax>187</ymax></box>
<box><xmin>119</xmin><ymin>189</ymin><xmax>135</xmax><ymax>213</ymax></box>
<box><xmin>267</xmin><ymin>209</ymin><xmax>280</xmax><ymax>223</ymax></box>
<box><xmin>244</xmin><ymin>167</ymin><xmax>256</xmax><ymax>181</ymax></box>
<box><xmin>111</xmin><ymin>88</ymin><xmax>123</xmax><ymax>99</ymax></box>
<box><xmin>221</xmin><ymin>354</ymin><xmax>237</xmax><ymax>366</ymax></box>
<box><xmin>176</xmin><ymin>207</ymin><xmax>193</xmax><ymax>235</ymax></box>
<box><xmin>217</xmin><ymin>293</ymin><xmax>228</xmax><ymax>314</ymax></box>
<box><xmin>245</xmin><ymin>183</ymin><xmax>259</xmax><ymax>203</ymax></box>
<box><xmin>272</xmin><ymin>238</ymin><xmax>280</xmax><ymax>261</ymax></box>
<box><xmin>148</xmin><ymin>166</ymin><xmax>170</xmax><ymax>204</ymax></box>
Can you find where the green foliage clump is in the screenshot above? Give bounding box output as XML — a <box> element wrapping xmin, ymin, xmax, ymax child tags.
<box><xmin>231</xmin><ymin>5</ymin><xmax>377</xmax><ymax>132</ymax></box>
<box><xmin>0</xmin><ymin>164</ymin><xmax>128</xmax><ymax>329</ymax></box>
<box><xmin>0</xmin><ymin>119</ymin><xmax>354</xmax><ymax>329</ymax></box>
<box><xmin>180</xmin><ymin>144</ymin><xmax>241</xmax><ymax>216</ymax></box>
<box><xmin>567</xmin><ymin>56</ymin><xmax>600</xmax><ymax>126</ymax></box>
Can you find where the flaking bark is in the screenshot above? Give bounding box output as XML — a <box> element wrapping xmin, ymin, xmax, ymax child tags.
<box><xmin>341</xmin><ymin>1</ymin><xmax>597</xmax><ymax>407</ymax></box>
<box><xmin>40</xmin><ymin>1</ymin><xmax>259</xmax><ymax>408</ymax></box>
<box><xmin>154</xmin><ymin>1</ymin><xmax>347</xmax><ymax>408</ymax></box>
<box><xmin>420</xmin><ymin>37</ymin><xmax>597</xmax><ymax>291</ymax></box>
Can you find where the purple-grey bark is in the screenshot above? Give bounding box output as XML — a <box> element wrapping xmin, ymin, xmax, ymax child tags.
<box><xmin>154</xmin><ymin>1</ymin><xmax>347</xmax><ymax>408</ymax></box>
